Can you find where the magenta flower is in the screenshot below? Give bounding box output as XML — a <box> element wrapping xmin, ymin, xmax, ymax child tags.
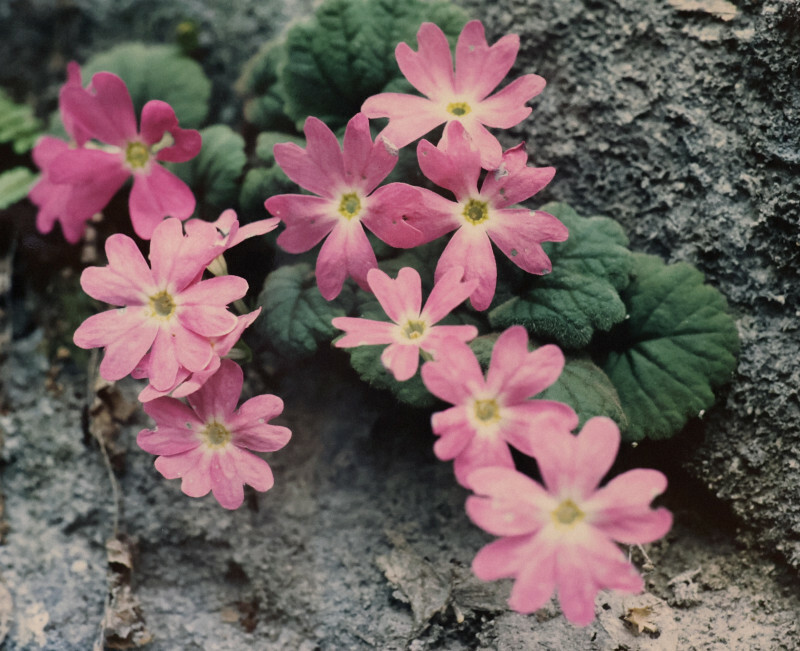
<box><xmin>420</xmin><ymin>325</ymin><xmax>578</xmax><ymax>487</ymax></box>
<box><xmin>264</xmin><ymin>112</ymin><xmax>425</xmax><ymax>300</ymax></box>
<box><xmin>405</xmin><ymin>121</ymin><xmax>568</xmax><ymax>311</ymax></box>
<box><xmin>73</xmin><ymin>217</ymin><xmax>246</xmax><ymax>392</ymax></box>
<box><xmin>40</xmin><ymin>67</ymin><xmax>201</xmax><ymax>240</ymax></box>
<box><xmin>332</xmin><ymin>266</ymin><xmax>479</xmax><ymax>381</ymax></box>
<box><xmin>29</xmin><ymin>62</ymin><xmax>110</xmax><ymax>243</ymax></box>
<box><xmin>137</xmin><ymin>360</ymin><xmax>291</xmax><ymax>509</ymax></box>
<box><xmin>362</xmin><ymin>20</ymin><xmax>545</xmax><ymax>170</ymax></box>
<box><xmin>466</xmin><ymin>417</ymin><xmax>673</xmax><ymax>626</ymax></box>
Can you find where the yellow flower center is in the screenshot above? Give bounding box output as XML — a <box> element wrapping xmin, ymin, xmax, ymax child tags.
<box><xmin>447</xmin><ymin>101</ymin><xmax>472</xmax><ymax>117</ymax></box>
<box><xmin>337</xmin><ymin>192</ymin><xmax>362</xmax><ymax>219</ymax></box>
<box><xmin>473</xmin><ymin>398</ymin><xmax>500</xmax><ymax>423</ymax></box>
<box><xmin>125</xmin><ymin>141</ymin><xmax>150</xmax><ymax>169</ymax></box>
<box><xmin>148</xmin><ymin>290</ymin><xmax>176</xmax><ymax>318</ymax></box>
<box><xmin>462</xmin><ymin>198</ymin><xmax>490</xmax><ymax>225</ymax></box>
<box><xmin>401</xmin><ymin>319</ymin><xmax>426</xmax><ymax>340</ymax></box>
<box><xmin>201</xmin><ymin>420</ymin><xmax>232</xmax><ymax>448</ymax></box>
<box><xmin>552</xmin><ymin>499</ymin><xmax>585</xmax><ymax>526</ymax></box>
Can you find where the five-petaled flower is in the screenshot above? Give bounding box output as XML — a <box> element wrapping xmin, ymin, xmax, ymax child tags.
<box><xmin>405</xmin><ymin>121</ymin><xmax>568</xmax><ymax>311</ymax></box>
<box><xmin>362</xmin><ymin>19</ymin><xmax>545</xmax><ymax>170</ymax></box>
<box><xmin>466</xmin><ymin>417</ymin><xmax>673</xmax><ymax>626</ymax></box>
<box><xmin>35</xmin><ymin>65</ymin><xmax>201</xmax><ymax>240</ymax></box>
<box><xmin>332</xmin><ymin>265</ymin><xmax>479</xmax><ymax>381</ymax></box>
<box><xmin>137</xmin><ymin>359</ymin><xmax>292</xmax><ymax>509</ymax></box>
<box><xmin>265</xmin><ymin>112</ymin><xmax>425</xmax><ymax>300</ymax></box>
<box><xmin>73</xmin><ymin>217</ymin><xmax>247</xmax><ymax>392</ymax></box>
<box><xmin>420</xmin><ymin>325</ymin><xmax>578</xmax><ymax>487</ymax></box>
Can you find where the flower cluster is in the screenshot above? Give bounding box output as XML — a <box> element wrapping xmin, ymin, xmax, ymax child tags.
<box><xmin>34</xmin><ymin>14</ymin><xmax>673</xmax><ymax>627</ymax></box>
<box><xmin>30</xmin><ymin>63</ymin><xmax>202</xmax><ymax>241</ymax></box>
<box><xmin>72</xmin><ymin>203</ymin><xmax>288</xmax><ymax>508</ymax></box>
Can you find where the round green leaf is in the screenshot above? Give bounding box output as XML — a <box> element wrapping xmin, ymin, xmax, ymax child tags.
<box><xmin>601</xmin><ymin>253</ymin><xmax>740</xmax><ymax>441</ymax></box>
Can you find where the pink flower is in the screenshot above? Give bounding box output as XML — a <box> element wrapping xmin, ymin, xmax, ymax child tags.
<box><xmin>466</xmin><ymin>417</ymin><xmax>673</xmax><ymax>626</ymax></box>
<box><xmin>332</xmin><ymin>266</ymin><xmax>479</xmax><ymax>381</ymax></box>
<box><xmin>73</xmin><ymin>217</ymin><xmax>246</xmax><ymax>392</ymax></box>
<box><xmin>39</xmin><ymin>66</ymin><xmax>201</xmax><ymax>240</ymax></box>
<box><xmin>137</xmin><ymin>360</ymin><xmax>291</xmax><ymax>509</ymax></box>
<box><xmin>420</xmin><ymin>325</ymin><xmax>578</xmax><ymax>487</ymax></box>
<box><xmin>134</xmin><ymin>308</ymin><xmax>261</xmax><ymax>402</ymax></box>
<box><xmin>264</xmin><ymin>112</ymin><xmax>425</xmax><ymax>300</ymax></box>
<box><xmin>406</xmin><ymin>121</ymin><xmax>568</xmax><ymax>311</ymax></box>
<box><xmin>362</xmin><ymin>20</ymin><xmax>545</xmax><ymax>170</ymax></box>
<box><xmin>29</xmin><ymin>63</ymin><xmax>110</xmax><ymax>242</ymax></box>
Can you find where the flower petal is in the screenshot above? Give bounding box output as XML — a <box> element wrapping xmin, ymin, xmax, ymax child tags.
<box><xmin>506</xmin><ymin>537</ymin><xmax>559</xmax><ymax>615</ymax></box>
<box><xmin>452</xmin><ymin>434</ymin><xmax>515</xmax><ymax>488</ymax></box>
<box><xmin>471</xmin><ymin>535</ymin><xmax>531</xmax><ymax>581</ymax></box>
<box><xmin>435</xmin><ymin>226</ymin><xmax>497</xmax><ymax>311</ymax></box>
<box><xmin>332</xmin><ymin>317</ymin><xmax>395</xmax><ymax>347</ymax></box>
<box><xmin>60</xmin><ymin>71</ymin><xmax>137</xmax><ymax>146</ymax></box>
<box><xmin>488</xmin><ymin>208</ymin><xmax>568</xmax><ymax>275</ymax></box>
<box><xmin>431</xmin><ymin>404</ymin><xmax>473</xmax><ymax>460</ymax></box>
<box><xmin>381</xmin><ymin>343</ymin><xmax>420</xmax><ymax>381</ymax></box>
<box><xmin>420</xmin><ymin>265</ymin><xmax>478</xmax><ymax>324</ymax></box>
<box><xmin>455</xmin><ymin>22</ymin><xmax>518</xmax><ymax>100</ymax></box>
<box><xmin>316</xmin><ymin>220</ymin><xmax>377</xmax><ymax>299</ymax></box>
<box><xmin>209</xmin><ymin>451</ymin><xmax>245</xmax><ymax>509</ymax></box>
<box><xmin>129</xmin><ymin>164</ymin><xmax>196</xmax><ymax>239</ymax></box>
<box><xmin>363</xmin><ymin>94</ymin><xmax>445</xmax><ymax>151</ymax></box>
<box><xmin>368</xmin><ymin>266</ymin><xmax>421</xmax><ymax>323</ymax></box>
<box><xmin>475</xmin><ymin>74</ymin><xmax>546</xmax><ymax>128</ymax></box>
<box><xmin>269</xmin><ymin>194</ymin><xmax>337</xmax><ymax>253</ymax></box>
<box><xmin>188</xmin><ymin>359</ymin><xmax>243</xmax><ymax>422</ymax></box>
<box><xmin>418</xmin><ymin>121</ymin><xmax>481</xmax><ymax>199</ymax></box>
<box><xmin>396</xmin><ymin>22</ymin><xmax>455</xmax><ymax>100</ymax></box>
<box><xmin>584</xmin><ymin>468</ymin><xmax>673</xmax><ymax>544</ymax></box>
<box><xmin>420</xmin><ymin>337</ymin><xmax>484</xmax><ymax>405</ymax></box>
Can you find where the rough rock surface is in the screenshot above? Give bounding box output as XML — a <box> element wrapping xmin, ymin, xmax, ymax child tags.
<box><xmin>458</xmin><ymin>0</ymin><xmax>800</xmax><ymax>571</ymax></box>
<box><xmin>1</xmin><ymin>0</ymin><xmax>800</xmax><ymax>649</ymax></box>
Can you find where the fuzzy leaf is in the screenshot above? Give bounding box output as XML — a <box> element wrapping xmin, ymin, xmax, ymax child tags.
<box><xmin>238</xmin><ymin>167</ymin><xmax>298</xmax><ymax>221</ymax></box>
<box><xmin>601</xmin><ymin>253</ymin><xmax>739</xmax><ymax>441</ymax></box>
<box><xmin>277</xmin><ymin>0</ymin><xmax>468</xmax><ymax>130</ymax></box>
<box><xmin>83</xmin><ymin>43</ymin><xmax>211</xmax><ymax>128</ymax></box>
<box><xmin>0</xmin><ymin>89</ymin><xmax>43</xmax><ymax>154</ymax></box>
<box><xmin>536</xmin><ymin>357</ymin><xmax>627</xmax><ymax>431</ymax></box>
<box><xmin>254</xmin><ymin>131</ymin><xmax>306</xmax><ymax>165</ymax></box>
<box><xmin>256</xmin><ymin>263</ymin><xmax>355</xmax><ymax>358</ymax></box>
<box><xmin>172</xmin><ymin>124</ymin><xmax>245</xmax><ymax>212</ymax></box>
<box><xmin>489</xmin><ymin>202</ymin><xmax>634</xmax><ymax>349</ymax></box>
<box><xmin>0</xmin><ymin>167</ymin><xmax>37</xmax><ymax>209</ymax></box>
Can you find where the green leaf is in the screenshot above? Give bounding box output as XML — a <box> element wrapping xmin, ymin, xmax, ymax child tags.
<box><xmin>489</xmin><ymin>202</ymin><xmax>634</xmax><ymax>349</ymax></box>
<box><xmin>601</xmin><ymin>253</ymin><xmax>740</xmax><ymax>441</ymax></box>
<box><xmin>272</xmin><ymin>0</ymin><xmax>468</xmax><ymax>131</ymax></box>
<box><xmin>345</xmin><ymin>344</ymin><xmax>437</xmax><ymax>408</ymax></box>
<box><xmin>238</xmin><ymin>166</ymin><xmax>298</xmax><ymax>221</ymax></box>
<box><xmin>536</xmin><ymin>357</ymin><xmax>627</xmax><ymax>431</ymax></box>
<box><xmin>254</xmin><ymin>131</ymin><xmax>306</xmax><ymax>165</ymax></box>
<box><xmin>82</xmin><ymin>43</ymin><xmax>211</xmax><ymax>128</ymax></box>
<box><xmin>255</xmin><ymin>263</ymin><xmax>355</xmax><ymax>358</ymax></box>
<box><xmin>237</xmin><ymin>39</ymin><xmax>296</xmax><ymax>133</ymax></box>
<box><xmin>0</xmin><ymin>89</ymin><xmax>43</xmax><ymax>154</ymax></box>
<box><xmin>172</xmin><ymin>125</ymin><xmax>245</xmax><ymax>213</ymax></box>
<box><xmin>0</xmin><ymin>167</ymin><xmax>37</xmax><ymax>209</ymax></box>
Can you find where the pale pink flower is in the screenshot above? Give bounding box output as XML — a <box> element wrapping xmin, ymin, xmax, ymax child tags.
<box><xmin>362</xmin><ymin>20</ymin><xmax>545</xmax><ymax>170</ymax></box>
<box><xmin>137</xmin><ymin>360</ymin><xmax>291</xmax><ymax>509</ymax></box>
<box><xmin>332</xmin><ymin>266</ymin><xmax>479</xmax><ymax>381</ymax></box>
<box><xmin>264</xmin><ymin>112</ymin><xmax>425</xmax><ymax>300</ymax></box>
<box><xmin>40</xmin><ymin>67</ymin><xmax>201</xmax><ymax>240</ymax></box>
<box><xmin>466</xmin><ymin>417</ymin><xmax>673</xmax><ymax>626</ymax></box>
<box><xmin>420</xmin><ymin>325</ymin><xmax>578</xmax><ymax>487</ymax></box>
<box><xmin>405</xmin><ymin>120</ymin><xmax>568</xmax><ymax>311</ymax></box>
<box><xmin>73</xmin><ymin>217</ymin><xmax>246</xmax><ymax>392</ymax></box>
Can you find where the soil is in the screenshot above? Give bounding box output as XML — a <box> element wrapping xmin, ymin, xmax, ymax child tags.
<box><xmin>1</xmin><ymin>0</ymin><xmax>799</xmax><ymax>649</ymax></box>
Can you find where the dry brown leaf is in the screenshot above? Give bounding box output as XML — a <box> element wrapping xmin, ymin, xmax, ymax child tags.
<box><xmin>98</xmin><ymin>535</ymin><xmax>153</xmax><ymax>649</ymax></box>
